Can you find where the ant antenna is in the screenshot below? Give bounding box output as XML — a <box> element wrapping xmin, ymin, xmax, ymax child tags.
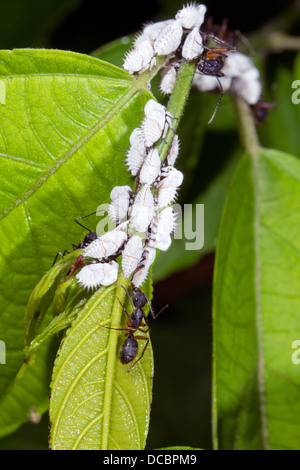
<box><xmin>208</xmin><ymin>76</ymin><xmax>224</xmax><ymax>125</ymax></box>
<box><xmin>74</xmin><ymin>210</ymin><xmax>104</xmax><ymax>233</ymax></box>
<box><xmin>118</xmin><ymin>284</ymin><xmax>135</xmax><ymax>311</ymax></box>
<box><xmin>234</xmin><ymin>29</ymin><xmax>255</xmax><ymax>55</ymax></box>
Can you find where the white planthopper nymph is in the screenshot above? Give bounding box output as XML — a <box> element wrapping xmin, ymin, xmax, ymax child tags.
<box><xmin>193</xmin><ymin>73</ymin><xmax>232</xmax><ymax>93</ymax></box>
<box><xmin>148</xmin><ymin>206</ymin><xmax>176</xmax><ymax>251</ymax></box>
<box><xmin>108</xmin><ymin>185</ymin><xmax>132</xmax><ymax>223</ymax></box>
<box><xmin>84</xmin><ymin>223</ymin><xmax>128</xmax><ymax>260</ymax></box>
<box><xmin>126</xmin><ymin>128</ymin><xmax>147</xmax><ymax>176</ymax></box>
<box><xmin>123</xmin><ymin>39</ymin><xmax>155</xmax><ymax>74</ymax></box>
<box><xmin>121</xmin><ymin>235</ymin><xmax>144</xmax><ymax>279</ymax></box>
<box><xmin>142</xmin><ymin>99</ymin><xmax>175</xmax><ymax>148</ymax></box>
<box><xmin>160</xmin><ymin>65</ymin><xmax>177</xmax><ymax>95</ymax></box>
<box><xmin>76</xmin><ymin>260</ymin><xmax>119</xmax><ymax>290</ymax></box>
<box><xmin>182</xmin><ymin>26</ymin><xmax>204</xmax><ymax>61</ymax></box>
<box><xmin>221</xmin><ymin>52</ymin><xmax>257</xmax><ymax>78</ymax></box>
<box><xmin>153</xmin><ymin>19</ymin><xmax>183</xmax><ymax>56</ymax></box>
<box><xmin>144</xmin><ymin>99</ymin><xmax>167</xmax><ymax>120</ymax></box>
<box><xmin>175</xmin><ymin>3</ymin><xmax>207</xmax><ymax>30</ymax></box>
<box><xmin>156</xmin><ymin>167</ymin><xmax>184</xmax><ymax>209</ymax></box>
<box><xmin>139</xmin><ymin>147</ymin><xmax>162</xmax><ymax>185</ymax></box>
<box><xmin>222</xmin><ymin>52</ymin><xmax>262</xmax><ymax>104</ymax></box>
<box><xmin>130</xmin><ymin>184</ymin><xmax>155</xmax><ymax>233</ymax></box>
<box><xmin>166</xmin><ymin>134</ymin><xmax>180</xmax><ymax>167</ymax></box>
<box><xmin>135</xmin><ymin>20</ymin><xmax>174</xmax><ymax>47</ymax></box>
<box><xmin>231</xmin><ymin>69</ymin><xmax>262</xmax><ymax>105</ymax></box>
<box><xmin>131</xmin><ymin>246</ymin><xmax>157</xmax><ymax>288</ymax></box>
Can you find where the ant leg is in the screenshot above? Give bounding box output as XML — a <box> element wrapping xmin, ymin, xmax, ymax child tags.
<box><xmin>219</xmin><ymin>18</ymin><xmax>229</xmax><ymax>40</ymax></box>
<box><xmin>234</xmin><ymin>29</ymin><xmax>255</xmax><ymax>55</ymax></box>
<box><xmin>131</xmin><ymin>167</ymin><xmax>142</xmax><ymax>201</ymax></box>
<box><xmin>116</xmin><ymin>295</ymin><xmax>135</xmax><ymax>325</ymax></box>
<box><xmin>137</xmin><ymin>324</ymin><xmax>150</xmax><ymax>334</ymax></box>
<box><xmin>52</xmin><ymin>249</ymin><xmax>70</xmax><ymax>266</ymax></box>
<box><xmin>203</xmin><ymin>33</ymin><xmax>236</xmax><ymax>50</ymax></box>
<box><xmin>208</xmin><ymin>76</ymin><xmax>224</xmax><ymax>125</ymax></box>
<box><xmin>149</xmin><ymin>303</ymin><xmax>169</xmax><ymax>320</ymax></box>
<box><xmin>97</xmin><ymin>323</ymin><xmax>132</xmax><ymax>333</ymax></box>
<box><xmin>127</xmin><ymin>336</ymin><xmax>150</xmax><ymax>373</ymax></box>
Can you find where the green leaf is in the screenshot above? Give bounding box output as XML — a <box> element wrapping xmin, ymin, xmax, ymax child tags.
<box><xmin>0</xmin><ymin>48</ymin><xmax>153</xmax><ymax>435</ymax></box>
<box><xmin>0</xmin><ymin>336</ymin><xmax>58</xmax><ymax>440</ymax></box>
<box><xmin>49</xmin><ymin>277</ymin><xmax>154</xmax><ymax>450</ymax></box>
<box><xmin>157</xmin><ymin>446</ymin><xmax>203</xmax><ymax>450</ymax></box>
<box><xmin>213</xmin><ymin>148</ymin><xmax>300</xmax><ymax>450</ymax></box>
<box><xmin>24</xmin><ymin>250</ymin><xmax>82</xmax><ymax>348</ymax></box>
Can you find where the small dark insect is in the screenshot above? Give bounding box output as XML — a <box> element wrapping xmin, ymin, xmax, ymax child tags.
<box><xmin>52</xmin><ymin>213</ymin><xmax>98</xmax><ymax>266</ymax></box>
<box><xmin>98</xmin><ymin>285</ymin><xmax>167</xmax><ymax>373</ymax></box>
<box><xmin>196</xmin><ymin>21</ymin><xmax>238</xmax><ymax>124</ymax></box>
<box><xmin>73</xmin><ymin>214</ymin><xmax>98</xmax><ymax>249</ymax></box>
<box><xmin>250</xmin><ymin>100</ymin><xmax>275</xmax><ymax>123</ymax></box>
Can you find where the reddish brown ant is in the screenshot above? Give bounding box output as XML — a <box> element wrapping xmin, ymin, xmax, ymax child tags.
<box><xmin>195</xmin><ymin>23</ymin><xmax>237</xmax><ymax>124</ymax></box>
<box><xmin>98</xmin><ymin>285</ymin><xmax>167</xmax><ymax>373</ymax></box>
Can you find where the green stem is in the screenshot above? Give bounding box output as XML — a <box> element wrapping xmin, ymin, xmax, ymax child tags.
<box><xmin>157</xmin><ymin>61</ymin><xmax>197</xmax><ymax>161</ymax></box>
<box><xmin>263</xmin><ymin>32</ymin><xmax>300</xmax><ymax>53</ymax></box>
<box><xmin>233</xmin><ymin>95</ymin><xmax>260</xmax><ymax>161</ymax></box>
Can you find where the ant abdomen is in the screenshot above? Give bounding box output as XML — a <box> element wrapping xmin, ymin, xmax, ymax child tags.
<box><xmin>120</xmin><ymin>337</ymin><xmax>139</xmax><ymax>365</ymax></box>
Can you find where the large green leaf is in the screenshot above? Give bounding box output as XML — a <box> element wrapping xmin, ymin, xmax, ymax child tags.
<box><xmin>0</xmin><ymin>48</ymin><xmax>152</xmax><ymax>436</ymax></box>
<box><xmin>50</xmin><ymin>277</ymin><xmax>154</xmax><ymax>450</ymax></box>
<box><xmin>213</xmin><ymin>148</ymin><xmax>300</xmax><ymax>450</ymax></box>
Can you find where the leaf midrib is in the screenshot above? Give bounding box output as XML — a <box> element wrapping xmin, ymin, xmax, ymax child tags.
<box><xmin>0</xmin><ymin>77</ymin><xmax>150</xmax><ymax>221</ymax></box>
<box><xmin>251</xmin><ymin>149</ymin><xmax>269</xmax><ymax>449</ymax></box>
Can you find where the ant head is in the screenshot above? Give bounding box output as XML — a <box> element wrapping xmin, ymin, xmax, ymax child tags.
<box><xmin>83</xmin><ymin>231</ymin><xmax>98</xmax><ymax>245</ymax></box>
<box><xmin>132</xmin><ymin>287</ymin><xmax>148</xmax><ymax>309</ymax></box>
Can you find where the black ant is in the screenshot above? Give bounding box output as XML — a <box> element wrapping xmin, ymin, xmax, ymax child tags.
<box><xmin>52</xmin><ymin>213</ymin><xmax>99</xmax><ymax>266</ymax></box>
<box><xmin>98</xmin><ymin>285</ymin><xmax>167</xmax><ymax>373</ymax></box>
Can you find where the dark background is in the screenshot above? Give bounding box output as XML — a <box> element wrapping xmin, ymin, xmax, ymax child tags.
<box><xmin>0</xmin><ymin>0</ymin><xmax>298</xmax><ymax>451</ymax></box>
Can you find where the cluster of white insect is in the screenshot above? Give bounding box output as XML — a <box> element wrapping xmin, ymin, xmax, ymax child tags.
<box><xmin>123</xmin><ymin>2</ymin><xmax>263</xmax><ymax>109</ymax></box>
<box><xmin>123</xmin><ymin>4</ymin><xmax>207</xmax><ymax>75</ymax></box>
<box><xmin>76</xmin><ymin>98</ymin><xmax>182</xmax><ymax>291</ymax></box>
<box><xmin>123</xmin><ymin>3</ymin><xmax>207</xmax><ymax>85</ymax></box>
<box><xmin>75</xmin><ymin>2</ymin><xmax>264</xmax><ymax>291</ymax></box>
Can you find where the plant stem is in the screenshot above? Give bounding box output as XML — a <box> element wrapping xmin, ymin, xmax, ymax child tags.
<box><xmin>157</xmin><ymin>61</ymin><xmax>197</xmax><ymax>161</ymax></box>
<box><xmin>233</xmin><ymin>95</ymin><xmax>260</xmax><ymax>161</ymax></box>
